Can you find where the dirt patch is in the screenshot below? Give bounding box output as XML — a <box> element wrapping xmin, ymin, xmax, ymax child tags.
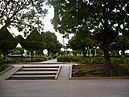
<box><xmin>72</xmin><ymin>64</ymin><xmax>129</xmax><ymax>77</ymax></box>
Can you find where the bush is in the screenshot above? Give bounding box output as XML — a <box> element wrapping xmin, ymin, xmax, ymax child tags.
<box><xmin>57</xmin><ymin>56</ymin><xmax>73</xmax><ymax>62</ymax></box>
<box><xmin>0</xmin><ymin>64</ymin><xmax>9</xmax><ymax>72</ymax></box>
<box><xmin>57</xmin><ymin>56</ymin><xmax>129</xmax><ymax>65</ymax></box>
<box><xmin>111</xmin><ymin>58</ymin><xmax>124</xmax><ymax>64</ymax></box>
<box><xmin>31</xmin><ymin>57</ymin><xmax>47</xmax><ymax>62</ymax></box>
<box><xmin>57</xmin><ymin>56</ymin><xmax>104</xmax><ymax>64</ymax></box>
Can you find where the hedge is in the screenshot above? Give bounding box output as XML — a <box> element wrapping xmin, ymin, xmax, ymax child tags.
<box><xmin>57</xmin><ymin>56</ymin><xmax>129</xmax><ymax>64</ymax></box>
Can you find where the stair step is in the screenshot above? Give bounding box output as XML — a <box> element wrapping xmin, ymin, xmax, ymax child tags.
<box><xmin>20</xmin><ymin>68</ymin><xmax>59</xmax><ymax>71</ymax></box>
<box><xmin>14</xmin><ymin>71</ymin><xmax>57</xmax><ymax>75</ymax></box>
<box><xmin>6</xmin><ymin>65</ymin><xmax>62</xmax><ymax>80</ymax></box>
<box><xmin>23</xmin><ymin>66</ymin><xmax>59</xmax><ymax>68</ymax></box>
<box><xmin>9</xmin><ymin>75</ymin><xmax>56</xmax><ymax>80</ymax></box>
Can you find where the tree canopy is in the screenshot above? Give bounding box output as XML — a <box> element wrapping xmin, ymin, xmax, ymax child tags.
<box><xmin>41</xmin><ymin>31</ymin><xmax>62</xmax><ymax>55</ymax></box>
<box><xmin>0</xmin><ymin>26</ymin><xmax>14</xmax><ymax>41</ymax></box>
<box><xmin>69</xmin><ymin>31</ymin><xmax>94</xmax><ymax>57</ymax></box>
<box><xmin>48</xmin><ymin>0</ymin><xmax>129</xmax><ymax>67</ymax></box>
<box><xmin>0</xmin><ymin>26</ymin><xmax>17</xmax><ymax>60</ymax></box>
<box><xmin>0</xmin><ymin>0</ymin><xmax>47</xmax><ymax>35</ymax></box>
<box><xmin>21</xmin><ymin>28</ymin><xmax>45</xmax><ymax>51</ymax></box>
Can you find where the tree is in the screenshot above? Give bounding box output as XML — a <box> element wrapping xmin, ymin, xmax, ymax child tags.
<box><xmin>69</xmin><ymin>31</ymin><xmax>94</xmax><ymax>57</ymax></box>
<box><xmin>0</xmin><ymin>0</ymin><xmax>47</xmax><ymax>35</ymax></box>
<box><xmin>116</xmin><ymin>35</ymin><xmax>129</xmax><ymax>57</ymax></box>
<box><xmin>48</xmin><ymin>0</ymin><xmax>129</xmax><ymax>68</ymax></box>
<box><xmin>41</xmin><ymin>31</ymin><xmax>62</xmax><ymax>56</ymax></box>
<box><xmin>11</xmin><ymin>47</ymin><xmax>24</xmax><ymax>55</ymax></box>
<box><xmin>20</xmin><ymin>28</ymin><xmax>45</xmax><ymax>61</ymax></box>
<box><xmin>0</xmin><ymin>26</ymin><xmax>17</xmax><ymax>60</ymax></box>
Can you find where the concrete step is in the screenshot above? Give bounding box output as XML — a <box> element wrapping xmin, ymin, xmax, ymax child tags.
<box><xmin>20</xmin><ymin>68</ymin><xmax>59</xmax><ymax>71</ymax></box>
<box><xmin>7</xmin><ymin>65</ymin><xmax>62</xmax><ymax>80</ymax></box>
<box><xmin>23</xmin><ymin>65</ymin><xmax>59</xmax><ymax>68</ymax></box>
<box><xmin>15</xmin><ymin>71</ymin><xmax>57</xmax><ymax>75</ymax></box>
<box><xmin>9</xmin><ymin>75</ymin><xmax>56</xmax><ymax>80</ymax></box>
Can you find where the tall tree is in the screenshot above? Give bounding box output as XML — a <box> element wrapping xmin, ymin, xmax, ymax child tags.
<box><xmin>69</xmin><ymin>31</ymin><xmax>94</xmax><ymax>57</ymax></box>
<box><xmin>20</xmin><ymin>28</ymin><xmax>45</xmax><ymax>61</ymax></box>
<box><xmin>48</xmin><ymin>0</ymin><xmax>129</xmax><ymax>68</ymax></box>
<box><xmin>41</xmin><ymin>31</ymin><xmax>62</xmax><ymax>55</ymax></box>
<box><xmin>0</xmin><ymin>0</ymin><xmax>47</xmax><ymax>35</ymax></box>
<box><xmin>115</xmin><ymin>35</ymin><xmax>129</xmax><ymax>57</ymax></box>
<box><xmin>0</xmin><ymin>26</ymin><xmax>17</xmax><ymax>60</ymax></box>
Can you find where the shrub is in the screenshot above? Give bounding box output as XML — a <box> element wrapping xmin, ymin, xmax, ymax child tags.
<box><xmin>57</xmin><ymin>56</ymin><xmax>73</xmax><ymax>62</ymax></box>
<box><xmin>57</xmin><ymin>56</ymin><xmax>129</xmax><ymax>65</ymax></box>
<box><xmin>111</xmin><ymin>58</ymin><xmax>124</xmax><ymax>64</ymax></box>
<box><xmin>0</xmin><ymin>64</ymin><xmax>9</xmax><ymax>72</ymax></box>
<box><xmin>31</xmin><ymin>57</ymin><xmax>47</xmax><ymax>62</ymax></box>
<box><xmin>57</xmin><ymin>56</ymin><xmax>104</xmax><ymax>64</ymax></box>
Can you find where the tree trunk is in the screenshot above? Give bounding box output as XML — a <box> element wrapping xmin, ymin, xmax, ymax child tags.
<box><xmin>82</xmin><ymin>49</ymin><xmax>86</xmax><ymax>57</ymax></box>
<box><xmin>31</xmin><ymin>50</ymin><xmax>34</xmax><ymax>62</ymax></box>
<box><xmin>102</xmin><ymin>43</ymin><xmax>111</xmax><ymax>69</ymax></box>
<box><xmin>121</xmin><ymin>49</ymin><xmax>125</xmax><ymax>58</ymax></box>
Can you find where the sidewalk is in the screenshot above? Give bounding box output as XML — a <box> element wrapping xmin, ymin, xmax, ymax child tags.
<box><xmin>0</xmin><ymin>59</ymin><xmax>129</xmax><ymax>97</ymax></box>
<box><xmin>0</xmin><ymin>80</ymin><xmax>129</xmax><ymax>97</ymax></box>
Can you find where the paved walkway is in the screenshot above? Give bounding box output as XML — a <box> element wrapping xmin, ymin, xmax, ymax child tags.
<box><xmin>0</xmin><ymin>59</ymin><xmax>129</xmax><ymax>97</ymax></box>
<box><xmin>0</xmin><ymin>80</ymin><xmax>129</xmax><ymax>97</ymax></box>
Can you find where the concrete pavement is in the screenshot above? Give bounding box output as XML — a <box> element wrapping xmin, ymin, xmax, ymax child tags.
<box><xmin>0</xmin><ymin>59</ymin><xmax>129</xmax><ymax>97</ymax></box>
<box><xmin>0</xmin><ymin>80</ymin><xmax>129</xmax><ymax>97</ymax></box>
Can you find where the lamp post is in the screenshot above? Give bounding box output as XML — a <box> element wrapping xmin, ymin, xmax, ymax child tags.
<box><xmin>62</xmin><ymin>32</ymin><xmax>69</xmax><ymax>56</ymax></box>
<box><xmin>62</xmin><ymin>35</ymin><xmax>65</xmax><ymax>56</ymax></box>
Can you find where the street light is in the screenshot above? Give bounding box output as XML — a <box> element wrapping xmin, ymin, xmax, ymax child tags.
<box><xmin>62</xmin><ymin>32</ymin><xmax>69</xmax><ymax>56</ymax></box>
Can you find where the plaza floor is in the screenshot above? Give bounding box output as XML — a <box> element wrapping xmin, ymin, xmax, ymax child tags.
<box><xmin>0</xmin><ymin>59</ymin><xmax>129</xmax><ymax>97</ymax></box>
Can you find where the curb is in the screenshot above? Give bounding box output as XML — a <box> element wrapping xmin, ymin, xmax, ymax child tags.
<box><xmin>16</xmin><ymin>62</ymin><xmax>70</xmax><ymax>65</ymax></box>
<box><xmin>0</xmin><ymin>66</ymin><xmax>14</xmax><ymax>76</ymax></box>
<box><xmin>69</xmin><ymin>76</ymin><xmax>129</xmax><ymax>80</ymax></box>
<box><xmin>55</xmin><ymin>66</ymin><xmax>62</xmax><ymax>79</ymax></box>
<box><xmin>6</xmin><ymin>66</ymin><xmax>23</xmax><ymax>80</ymax></box>
<box><xmin>69</xmin><ymin>65</ymin><xmax>73</xmax><ymax>78</ymax></box>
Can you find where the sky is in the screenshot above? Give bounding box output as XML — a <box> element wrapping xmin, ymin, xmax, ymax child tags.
<box><xmin>42</xmin><ymin>6</ymin><xmax>74</xmax><ymax>45</ymax></box>
<box><xmin>8</xmin><ymin>6</ymin><xmax>70</xmax><ymax>46</ymax></box>
<box><xmin>43</xmin><ymin>6</ymin><xmax>68</xmax><ymax>45</ymax></box>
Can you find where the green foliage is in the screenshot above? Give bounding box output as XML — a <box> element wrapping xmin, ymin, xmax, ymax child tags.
<box><xmin>30</xmin><ymin>57</ymin><xmax>47</xmax><ymax>62</ymax></box>
<box><xmin>21</xmin><ymin>28</ymin><xmax>45</xmax><ymax>51</ymax></box>
<box><xmin>16</xmin><ymin>57</ymin><xmax>47</xmax><ymax>62</ymax></box>
<box><xmin>57</xmin><ymin>56</ymin><xmax>104</xmax><ymax>64</ymax></box>
<box><xmin>0</xmin><ymin>27</ymin><xmax>14</xmax><ymax>41</ymax></box>
<box><xmin>57</xmin><ymin>56</ymin><xmax>73</xmax><ymax>62</ymax></box>
<box><xmin>11</xmin><ymin>47</ymin><xmax>24</xmax><ymax>55</ymax></box>
<box><xmin>115</xmin><ymin>35</ymin><xmax>129</xmax><ymax>56</ymax></box>
<box><xmin>111</xmin><ymin>58</ymin><xmax>124</xmax><ymax>64</ymax></box>
<box><xmin>0</xmin><ymin>0</ymin><xmax>47</xmax><ymax>33</ymax></box>
<box><xmin>15</xmin><ymin>35</ymin><xmax>24</xmax><ymax>43</ymax></box>
<box><xmin>48</xmin><ymin>0</ymin><xmax>129</xmax><ymax>67</ymax></box>
<box><xmin>110</xmin><ymin>50</ymin><xmax>119</xmax><ymax>57</ymax></box>
<box><xmin>0</xmin><ymin>27</ymin><xmax>18</xmax><ymax>60</ymax></box>
<box><xmin>57</xmin><ymin>56</ymin><xmax>129</xmax><ymax>66</ymax></box>
<box><xmin>21</xmin><ymin>41</ymin><xmax>45</xmax><ymax>51</ymax></box>
<box><xmin>41</xmin><ymin>31</ymin><xmax>62</xmax><ymax>54</ymax></box>
<box><xmin>0</xmin><ymin>64</ymin><xmax>9</xmax><ymax>72</ymax></box>
<box><xmin>26</xmin><ymin>29</ymin><xmax>43</xmax><ymax>41</ymax></box>
<box><xmin>69</xmin><ymin>31</ymin><xmax>95</xmax><ymax>57</ymax></box>
<box><xmin>111</xmin><ymin>57</ymin><xmax>129</xmax><ymax>64</ymax></box>
<box><xmin>19</xmin><ymin>28</ymin><xmax>45</xmax><ymax>61</ymax></box>
<box><xmin>0</xmin><ymin>41</ymin><xmax>17</xmax><ymax>51</ymax></box>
